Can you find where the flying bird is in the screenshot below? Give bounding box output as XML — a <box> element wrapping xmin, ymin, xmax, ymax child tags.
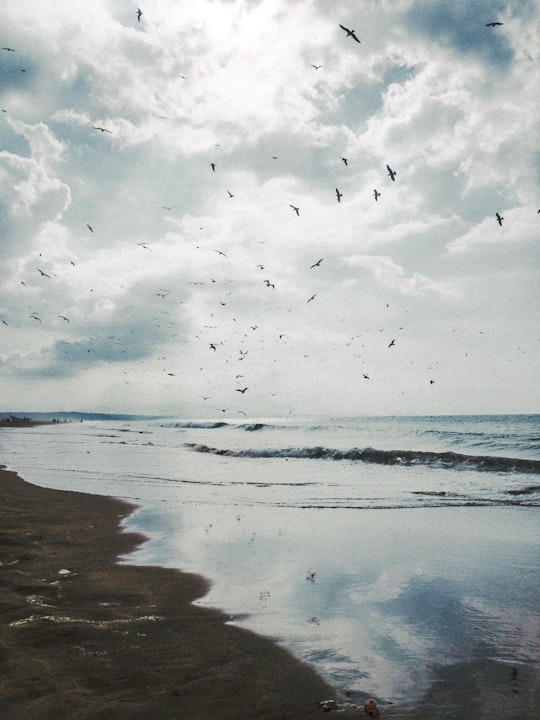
<box><xmin>341</xmin><ymin>157</ymin><xmax>348</xmax><ymax>165</ymax></box>
<box><xmin>374</xmin><ymin>189</ymin><xmax>381</xmax><ymax>201</ymax></box>
<box><xmin>35</xmin><ymin>267</ymin><xmax>51</xmax><ymax>278</ymax></box>
<box><xmin>496</xmin><ymin>212</ymin><xmax>504</xmax><ymax>226</ymax></box>
<box><xmin>213</xmin><ymin>249</ymin><xmax>227</xmax><ymax>257</ymax></box>
<box><xmin>86</xmin><ymin>223</ymin><xmax>93</xmax><ymax>232</ymax></box>
<box><xmin>227</xmin><ymin>190</ymin><xmax>235</xmax><ymax>198</ymax></box>
<box><xmin>236</xmin><ymin>387</ymin><xmax>248</xmax><ymax>394</ymax></box>
<box><xmin>136</xmin><ymin>8</ymin><xmax>143</xmax><ymax>22</ymax></box>
<box><xmin>486</xmin><ymin>22</ymin><xmax>503</xmax><ymax>27</ymax></box>
<box><xmin>58</xmin><ymin>315</ymin><xmax>70</xmax><ymax>323</ymax></box>
<box><xmin>310</xmin><ymin>258</ymin><xmax>323</xmax><ymax>268</ymax></box>
<box><xmin>386</xmin><ymin>164</ymin><xmax>397</xmax><ymax>181</ymax></box>
<box><xmin>210</xmin><ymin>162</ymin><xmax>216</xmax><ymax>171</ymax></box>
<box><xmin>339</xmin><ymin>24</ymin><xmax>361</xmax><ymax>43</ymax></box>
<box><xmin>388</xmin><ymin>339</ymin><xmax>395</xmax><ymax>348</ymax></box>
<box><xmin>290</xmin><ymin>204</ymin><xmax>300</xmax><ymax>215</ymax></box>
<box><xmin>310</xmin><ymin>64</ymin><xmax>322</xmax><ymax>70</ymax></box>
<box><xmin>336</xmin><ymin>188</ymin><xmax>343</xmax><ymax>202</ymax></box>
<box><xmin>92</xmin><ymin>126</ymin><xmax>111</xmax><ymax>133</ymax></box>
<box><xmin>264</xmin><ymin>279</ymin><xmax>275</xmax><ymax>288</ymax></box>
<box><xmin>2</xmin><ymin>47</ymin><xmax>15</xmax><ymax>52</ymax></box>
<box><xmin>307</xmin><ymin>294</ymin><xmax>317</xmax><ymax>303</ymax></box>
<box><xmin>162</xmin><ymin>205</ymin><xmax>174</xmax><ymax>211</ymax></box>
<box><xmin>137</xmin><ymin>242</ymin><xmax>152</xmax><ymax>250</ymax></box>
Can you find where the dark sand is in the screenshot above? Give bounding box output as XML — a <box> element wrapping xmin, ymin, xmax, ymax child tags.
<box><xmin>0</xmin><ymin>464</ymin><xmax>362</xmax><ymax>719</ymax></box>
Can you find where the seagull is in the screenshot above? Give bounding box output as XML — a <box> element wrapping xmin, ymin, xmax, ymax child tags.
<box><xmin>339</xmin><ymin>24</ymin><xmax>361</xmax><ymax>43</ymax></box>
<box><xmin>388</xmin><ymin>339</ymin><xmax>395</xmax><ymax>348</ymax></box>
<box><xmin>227</xmin><ymin>190</ymin><xmax>235</xmax><ymax>198</ymax></box>
<box><xmin>264</xmin><ymin>279</ymin><xmax>275</xmax><ymax>288</ymax></box>
<box><xmin>162</xmin><ymin>205</ymin><xmax>174</xmax><ymax>211</ymax></box>
<box><xmin>307</xmin><ymin>294</ymin><xmax>317</xmax><ymax>303</ymax></box>
<box><xmin>213</xmin><ymin>249</ymin><xmax>227</xmax><ymax>257</ymax></box>
<box><xmin>363</xmin><ymin>373</ymin><xmax>370</xmax><ymax>380</ymax></box>
<box><xmin>86</xmin><ymin>223</ymin><xmax>93</xmax><ymax>232</ymax></box>
<box><xmin>2</xmin><ymin>47</ymin><xmax>15</xmax><ymax>52</ymax></box>
<box><xmin>137</xmin><ymin>242</ymin><xmax>152</xmax><ymax>250</ymax></box>
<box><xmin>310</xmin><ymin>64</ymin><xmax>322</xmax><ymax>70</ymax></box>
<box><xmin>374</xmin><ymin>189</ymin><xmax>381</xmax><ymax>201</ymax></box>
<box><xmin>210</xmin><ymin>162</ymin><xmax>216</xmax><ymax>171</ymax></box>
<box><xmin>236</xmin><ymin>387</ymin><xmax>248</xmax><ymax>394</ymax></box>
<box><xmin>290</xmin><ymin>204</ymin><xmax>300</xmax><ymax>215</ymax></box>
<box><xmin>387</xmin><ymin>164</ymin><xmax>397</xmax><ymax>181</ymax></box>
<box><xmin>35</xmin><ymin>267</ymin><xmax>51</xmax><ymax>278</ymax></box>
<box><xmin>496</xmin><ymin>212</ymin><xmax>504</xmax><ymax>226</ymax></box>
<box><xmin>58</xmin><ymin>315</ymin><xmax>70</xmax><ymax>323</ymax></box>
<box><xmin>136</xmin><ymin>8</ymin><xmax>143</xmax><ymax>22</ymax></box>
<box><xmin>341</xmin><ymin>157</ymin><xmax>348</xmax><ymax>165</ymax></box>
<box><xmin>336</xmin><ymin>188</ymin><xmax>343</xmax><ymax>203</ymax></box>
<box><xmin>310</xmin><ymin>258</ymin><xmax>323</xmax><ymax>268</ymax></box>
<box><xmin>209</xmin><ymin>343</ymin><xmax>217</xmax><ymax>351</ymax></box>
<box><xmin>92</xmin><ymin>126</ymin><xmax>111</xmax><ymax>133</ymax></box>
<box><xmin>486</xmin><ymin>22</ymin><xmax>503</xmax><ymax>27</ymax></box>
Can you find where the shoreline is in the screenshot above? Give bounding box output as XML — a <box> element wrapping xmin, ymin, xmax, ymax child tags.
<box><xmin>0</xmin><ymin>465</ymin><xmax>360</xmax><ymax>719</ymax></box>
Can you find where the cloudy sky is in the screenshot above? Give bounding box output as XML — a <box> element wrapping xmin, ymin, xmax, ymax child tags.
<box><xmin>1</xmin><ymin>0</ymin><xmax>539</xmax><ymax>417</ymax></box>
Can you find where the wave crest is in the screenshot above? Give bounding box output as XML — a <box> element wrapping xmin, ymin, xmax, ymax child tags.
<box><xmin>184</xmin><ymin>443</ymin><xmax>540</xmax><ymax>475</ymax></box>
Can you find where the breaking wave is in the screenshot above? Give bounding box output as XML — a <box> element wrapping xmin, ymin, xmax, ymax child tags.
<box><xmin>184</xmin><ymin>444</ymin><xmax>540</xmax><ymax>475</ymax></box>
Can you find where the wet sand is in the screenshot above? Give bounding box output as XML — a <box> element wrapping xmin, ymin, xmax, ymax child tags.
<box><xmin>0</xmin><ymin>464</ymin><xmax>361</xmax><ymax>719</ymax></box>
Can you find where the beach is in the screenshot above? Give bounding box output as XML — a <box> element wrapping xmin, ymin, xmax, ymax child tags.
<box><xmin>1</xmin><ymin>415</ymin><xmax>539</xmax><ymax>719</ymax></box>
<box><xmin>0</xmin><ymin>464</ymin><xmax>358</xmax><ymax>720</ymax></box>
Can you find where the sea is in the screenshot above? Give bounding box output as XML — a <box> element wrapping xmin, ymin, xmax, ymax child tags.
<box><xmin>1</xmin><ymin>413</ymin><xmax>539</xmax><ymax>717</ymax></box>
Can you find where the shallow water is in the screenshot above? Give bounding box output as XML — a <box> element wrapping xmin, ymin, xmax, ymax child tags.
<box><xmin>1</xmin><ymin>414</ymin><xmax>539</xmax><ymax>716</ymax></box>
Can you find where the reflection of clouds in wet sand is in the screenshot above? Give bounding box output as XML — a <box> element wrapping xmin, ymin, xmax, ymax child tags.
<box><xmin>126</xmin><ymin>505</ymin><xmax>539</xmax><ymax>712</ymax></box>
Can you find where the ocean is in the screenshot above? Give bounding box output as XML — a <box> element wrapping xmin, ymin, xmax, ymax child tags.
<box><xmin>1</xmin><ymin>413</ymin><xmax>539</xmax><ymax>716</ymax></box>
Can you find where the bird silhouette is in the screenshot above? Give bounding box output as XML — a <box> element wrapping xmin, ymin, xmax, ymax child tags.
<box><xmin>86</xmin><ymin>223</ymin><xmax>93</xmax><ymax>232</ymax></box>
<box><xmin>35</xmin><ymin>267</ymin><xmax>51</xmax><ymax>278</ymax></box>
<box><xmin>92</xmin><ymin>126</ymin><xmax>111</xmax><ymax>133</ymax></box>
<box><xmin>387</xmin><ymin>164</ymin><xmax>397</xmax><ymax>181</ymax></box>
<box><xmin>336</xmin><ymin>188</ymin><xmax>343</xmax><ymax>202</ymax></box>
<box><xmin>236</xmin><ymin>387</ymin><xmax>248</xmax><ymax>394</ymax></box>
<box><xmin>341</xmin><ymin>157</ymin><xmax>348</xmax><ymax>165</ymax></box>
<box><xmin>496</xmin><ymin>212</ymin><xmax>504</xmax><ymax>226</ymax></box>
<box><xmin>310</xmin><ymin>258</ymin><xmax>323</xmax><ymax>268</ymax></box>
<box><xmin>227</xmin><ymin>190</ymin><xmax>235</xmax><ymax>198</ymax></box>
<box><xmin>388</xmin><ymin>339</ymin><xmax>395</xmax><ymax>348</ymax></box>
<box><xmin>290</xmin><ymin>204</ymin><xmax>300</xmax><ymax>215</ymax></box>
<box><xmin>374</xmin><ymin>189</ymin><xmax>381</xmax><ymax>201</ymax></box>
<box><xmin>58</xmin><ymin>315</ymin><xmax>70</xmax><ymax>323</ymax></box>
<box><xmin>307</xmin><ymin>294</ymin><xmax>317</xmax><ymax>303</ymax></box>
<box><xmin>310</xmin><ymin>64</ymin><xmax>322</xmax><ymax>70</ymax></box>
<box><xmin>210</xmin><ymin>162</ymin><xmax>216</xmax><ymax>171</ymax></box>
<box><xmin>2</xmin><ymin>47</ymin><xmax>15</xmax><ymax>52</ymax></box>
<box><xmin>136</xmin><ymin>8</ymin><xmax>143</xmax><ymax>22</ymax></box>
<box><xmin>486</xmin><ymin>22</ymin><xmax>503</xmax><ymax>27</ymax></box>
<box><xmin>339</xmin><ymin>24</ymin><xmax>361</xmax><ymax>43</ymax></box>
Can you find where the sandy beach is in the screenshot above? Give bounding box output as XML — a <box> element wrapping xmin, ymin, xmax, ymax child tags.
<box><xmin>0</xmin><ymin>464</ymin><xmax>362</xmax><ymax>720</ymax></box>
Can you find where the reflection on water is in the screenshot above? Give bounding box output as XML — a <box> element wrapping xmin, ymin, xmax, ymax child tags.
<box><xmin>126</xmin><ymin>505</ymin><xmax>540</xmax><ymax>717</ymax></box>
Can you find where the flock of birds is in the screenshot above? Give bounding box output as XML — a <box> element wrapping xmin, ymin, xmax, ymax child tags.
<box><xmin>0</xmin><ymin>12</ymin><xmax>529</xmax><ymax>415</ymax></box>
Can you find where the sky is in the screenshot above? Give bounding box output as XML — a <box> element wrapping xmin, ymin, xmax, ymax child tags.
<box><xmin>1</xmin><ymin>0</ymin><xmax>539</xmax><ymax>418</ymax></box>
